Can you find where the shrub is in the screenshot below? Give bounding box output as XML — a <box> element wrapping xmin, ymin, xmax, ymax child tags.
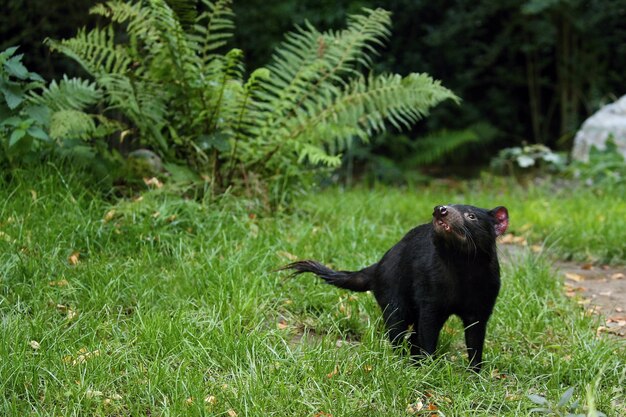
<box><xmin>0</xmin><ymin>46</ymin><xmax>49</xmax><ymax>166</ymax></box>
<box><xmin>44</xmin><ymin>0</ymin><xmax>456</xmax><ymax>201</ymax></box>
<box><xmin>490</xmin><ymin>144</ymin><xmax>565</xmax><ymax>178</ymax></box>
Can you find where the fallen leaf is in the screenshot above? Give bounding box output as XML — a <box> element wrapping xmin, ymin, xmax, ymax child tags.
<box><xmin>406</xmin><ymin>401</ymin><xmax>424</xmax><ymax>414</ymax></box>
<box><xmin>581</xmin><ymin>263</ymin><xmax>594</xmax><ymax>270</ymax></box>
<box><xmin>611</xmin><ymin>273</ymin><xmax>625</xmax><ymax>280</ymax></box>
<box><xmin>277</xmin><ymin>250</ymin><xmax>298</xmax><ymax>262</ymax></box>
<box><xmin>204</xmin><ymin>395</ymin><xmax>217</xmax><ymax>405</ymax></box>
<box><xmin>326</xmin><ymin>365</ymin><xmax>339</xmax><ymax>378</ymax></box>
<box><xmin>597</xmin><ymin>326</ymin><xmax>624</xmax><ymax>336</ymax></box>
<box><xmin>530</xmin><ymin>245</ymin><xmax>543</xmax><ymax>253</ymax></box>
<box><xmin>109</xmin><ymin>393</ymin><xmax>122</xmax><ymax>400</ymax></box>
<box><xmin>30</xmin><ymin>190</ymin><xmax>37</xmax><ymax>201</ymax></box>
<box><xmin>103</xmin><ymin>210</ymin><xmax>116</xmax><ymax>222</ymax></box>
<box><xmin>49</xmin><ymin>279</ymin><xmax>69</xmax><ymax>287</ymax></box>
<box><xmin>277</xmin><ymin>320</ymin><xmax>289</xmax><ymax>330</ymax></box>
<box><xmin>615</xmin><ymin>307</ymin><xmax>624</xmax><ymax>313</ymax></box>
<box><xmin>427</xmin><ymin>403</ymin><xmax>439</xmax><ymax>411</ymax></box>
<box><xmin>86</xmin><ymin>389</ymin><xmax>103</xmax><ymax>398</ymax></box>
<box><xmin>0</xmin><ymin>231</ymin><xmax>13</xmax><ymax>242</ymax></box>
<box><xmin>227</xmin><ymin>409</ymin><xmax>237</xmax><ymax>417</ymax></box>
<box><xmin>185</xmin><ymin>397</ymin><xmax>194</xmax><ymax>405</ymax></box>
<box><xmin>68</xmin><ymin>252</ymin><xmax>80</xmax><ymax>266</ymax></box>
<box><xmin>143</xmin><ymin>177</ymin><xmax>163</xmax><ymax>188</ymax></box>
<box><xmin>491</xmin><ymin>369</ymin><xmax>507</xmax><ymax>379</ymax></box>
<box><xmin>565</xmin><ymin>272</ymin><xmax>584</xmax><ymax>282</ymax></box>
<box><xmin>585</xmin><ymin>305</ymin><xmax>601</xmax><ymax>315</ymax></box>
<box><xmin>500</xmin><ymin>234</ymin><xmax>527</xmax><ymax>245</ymax></box>
<box><xmin>607</xmin><ymin>317</ymin><xmax>626</xmax><ymax>326</ymax></box>
<box><xmin>152</xmin><ymin>211</ymin><xmax>160</xmax><ymax>219</ymax></box>
<box><xmin>72</xmin><ymin>348</ymin><xmax>100</xmax><ymax>366</ymax></box>
<box><xmin>29</xmin><ymin>340</ymin><xmax>41</xmax><ymax>350</ymax></box>
<box><xmin>166</xmin><ymin>214</ymin><xmax>177</xmax><ymax>223</ymax></box>
<box><xmin>66</xmin><ymin>308</ymin><xmax>78</xmax><ymax>320</ymax></box>
<box><xmin>313</xmin><ymin>412</ymin><xmax>332</xmax><ymax>417</ymax></box>
<box><xmin>363</xmin><ymin>364</ymin><xmax>373</xmax><ymax>373</ymax></box>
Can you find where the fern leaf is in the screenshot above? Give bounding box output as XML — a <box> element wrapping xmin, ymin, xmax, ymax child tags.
<box><xmin>28</xmin><ymin>76</ymin><xmax>102</xmax><ymax>111</ymax></box>
<box><xmin>147</xmin><ymin>0</ymin><xmax>201</xmax><ymax>83</ymax></box>
<box><xmin>99</xmin><ymin>74</ymin><xmax>166</xmax><ymax>126</ymax></box>
<box><xmin>46</xmin><ymin>26</ymin><xmax>133</xmax><ymax>76</ymax></box>
<box><xmin>265</xmin><ymin>72</ymin><xmax>457</xmax><ymax>167</ymax></box>
<box><xmin>90</xmin><ymin>1</ymin><xmax>142</xmax><ymax>23</ymax></box>
<box><xmin>408</xmin><ymin>127</ymin><xmax>487</xmax><ymax>165</ymax></box>
<box><xmin>192</xmin><ymin>0</ymin><xmax>234</xmax><ymax>64</ymax></box>
<box><xmin>49</xmin><ymin>110</ymin><xmax>96</xmax><ymax>140</ymax></box>
<box><xmin>165</xmin><ymin>0</ymin><xmax>198</xmax><ymax>30</ymax></box>
<box><xmin>259</xmin><ymin>8</ymin><xmax>393</xmax><ymax>141</ymax></box>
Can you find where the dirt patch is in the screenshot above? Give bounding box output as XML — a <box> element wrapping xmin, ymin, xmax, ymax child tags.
<box><xmin>500</xmin><ymin>243</ymin><xmax>626</xmax><ymax>337</ymax></box>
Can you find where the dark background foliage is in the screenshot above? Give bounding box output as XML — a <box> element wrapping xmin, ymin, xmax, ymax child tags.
<box><xmin>4</xmin><ymin>0</ymin><xmax>625</xmax><ymax>175</ymax></box>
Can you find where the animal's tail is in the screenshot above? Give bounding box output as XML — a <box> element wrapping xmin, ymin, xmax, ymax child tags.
<box><xmin>280</xmin><ymin>260</ymin><xmax>373</xmax><ymax>292</ymax></box>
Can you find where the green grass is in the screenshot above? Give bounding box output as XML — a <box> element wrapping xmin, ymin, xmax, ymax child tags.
<box><xmin>1</xmin><ymin>168</ymin><xmax>625</xmax><ymax>416</ymax></box>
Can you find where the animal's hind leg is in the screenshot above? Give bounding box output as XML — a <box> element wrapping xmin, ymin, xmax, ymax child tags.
<box><xmin>381</xmin><ymin>305</ymin><xmax>411</xmax><ymax>348</ymax></box>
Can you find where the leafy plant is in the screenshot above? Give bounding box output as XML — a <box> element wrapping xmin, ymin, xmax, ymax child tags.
<box><xmin>340</xmin><ymin>123</ymin><xmax>495</xmax><ymax>185</ymax></box>
<box><xmin>0</xmin><ymin>46</ymin><xmax>49</xmax><ymax>165</ymax></box>
<box><xmin>47</xmin><ymin>0</ymin><xmax>457</xmax><ymax>201</ymax></box>
<box><xmin>528</xmin><ymin>386</ymin><xmax>607</xmax><ymax>417</ymax></box>
<box><xmin>491</xmin><ymin>144</ymin><xmax>565</xmax><ymax>177</ymax></box>
<box><xmin>568</xmin><ymin>139</ymin><xmax>626</xmax><ymax>188</ymax></box>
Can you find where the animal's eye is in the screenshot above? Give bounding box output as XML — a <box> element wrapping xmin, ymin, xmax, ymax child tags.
<box><xmin>466</xmin><ymin>213</ymin><xmax>477</xmax><ymax>220</ymax></box>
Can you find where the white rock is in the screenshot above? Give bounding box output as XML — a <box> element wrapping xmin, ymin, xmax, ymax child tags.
<box><xmin>572</xmin><ymin>95</ymin><xmax>626</xmax><ymax>161</ymax></box>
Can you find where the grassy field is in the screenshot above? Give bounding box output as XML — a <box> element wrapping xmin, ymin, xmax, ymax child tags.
<box><xmin>1</xmin><ymin>168</ymin><xmax>625</xmax><ymax>416</ymax></box>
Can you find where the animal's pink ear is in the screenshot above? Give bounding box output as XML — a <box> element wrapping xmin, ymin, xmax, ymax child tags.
<box><xmin>490</xmin><ymin>206</ymin><xmax>509</xmax><ymax>236</ymax></box>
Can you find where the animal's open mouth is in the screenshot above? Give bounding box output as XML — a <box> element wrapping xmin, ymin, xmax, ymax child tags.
<box><xmin>436</xmin><ymin>219</ymin><xmax>452</xmax><ymax>232</ymax></box>
<box><xmin>433</xmin><ymin>218</ymin><xmax>466</xmax><ymax>241</ymax></box>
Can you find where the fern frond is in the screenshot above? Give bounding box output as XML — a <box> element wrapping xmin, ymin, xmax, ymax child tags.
<box><xmin>165</xmin><ymin>0</ymin><xmax>198</xmax><ymax>30</ymax></box>
<box><xmin>148</xmin><ymin>0</ymin><xmax>201</xmax><ymax>81</ymax></box>
<box><xmin>205</xmin><ymin>48</ymin><xmax>245</xmax><ymax>127</ymax></box>
<box><xmin>28</xmin><ymin>76</ymin><xmax>102</xmax><ymax>111</ymax></box>
<box><xmin>49</xmin><ymin>110</ymin><xmax>96</xmax><ymax>140</ymax></box>
<box><xmin>46</xmin><ymin>26</ymin><xmax>133</xmax><ymax>76</ymax></box>
<box><xmin>261</xmin><ymin>72</ymin><xmax>457</xmax><ymax>167</ymax></box>
<box><xmin>297</xmin><ymin>143</ymin><xmax>342</xmax><ymax>167</ymax></box>
<box><xmin>408</xmin><ymin>128</ymin><xmax>483</xmax><ymax>165</ymax></box>
<box><xmin>99</xmin><ymin>74</ymin><xmax>166</xmax><ymax>126</ymax></box>
<box><xmin>49</xmin><ymin>110</ymin><xmax>124</xmax><ymax>142</ymax></box>
<box><xmin>90</xmin><ymin>1</ymin><xmax>142</xmax><ymax>23</ymax></box>
<box><xmin>258</xmin><ymin>8</ymin><xmax>393</xmax><ymax>141</ymax></box>
<box><xmin>191</xmin><ymin>0</ymin><xmax>235</xmax><ymax>65</ymax></box>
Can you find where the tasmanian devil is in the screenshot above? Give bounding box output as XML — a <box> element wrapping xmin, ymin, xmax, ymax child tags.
<box><xmin>281</xmin><ymin>204</ymin><xmax>509</xmax><ymax>372</ymax></box>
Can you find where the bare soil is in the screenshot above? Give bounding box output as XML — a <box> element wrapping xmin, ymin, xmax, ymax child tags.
<box><xmin>500</xmin><ymin>243</ymin><xmax>626</xmax><ymax>337</ymax></box>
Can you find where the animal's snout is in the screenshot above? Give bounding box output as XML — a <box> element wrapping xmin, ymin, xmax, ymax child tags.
<box><xmin>433</xmin><ymin>205</ymin><xmax>448</xmax><ymax>219</ymax></box>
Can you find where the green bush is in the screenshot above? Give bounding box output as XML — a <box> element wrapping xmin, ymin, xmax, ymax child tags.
<box><xmin>0</xmin><ymin>46</ymin><xmax>49</xmax><ymax>166</ymax></box>
<box><xmin>568</xmin><ymin>139</ymin><xmax>626</xmax><ymax>189</ymax></box>
<box><xmin>45</xmin><ymin>0</ymin><xmax>457</xmax><ymax>202</ymax></box>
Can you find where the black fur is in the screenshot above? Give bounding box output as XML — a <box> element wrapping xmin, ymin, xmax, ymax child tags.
<box><xmin>281</xmin><ymin>204</ymin><xmax>509</xmax><ymax>372</ymax></box>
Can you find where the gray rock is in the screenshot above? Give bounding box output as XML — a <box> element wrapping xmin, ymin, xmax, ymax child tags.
<box><xmin>571</xmin><ymin>95</ymin><xmax>626</xmax><ymax>161</ymax></box>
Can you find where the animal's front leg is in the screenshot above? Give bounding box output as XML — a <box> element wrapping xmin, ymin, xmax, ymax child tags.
<box><xmin>414</xmin><ymin>307</ymin><xmax>447</xmax><ymax>357</ymax></box>
<box><xmin>462</xmin><ymin>317</ymin><xmax>488</xmax><ymax>372</ymax></box>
